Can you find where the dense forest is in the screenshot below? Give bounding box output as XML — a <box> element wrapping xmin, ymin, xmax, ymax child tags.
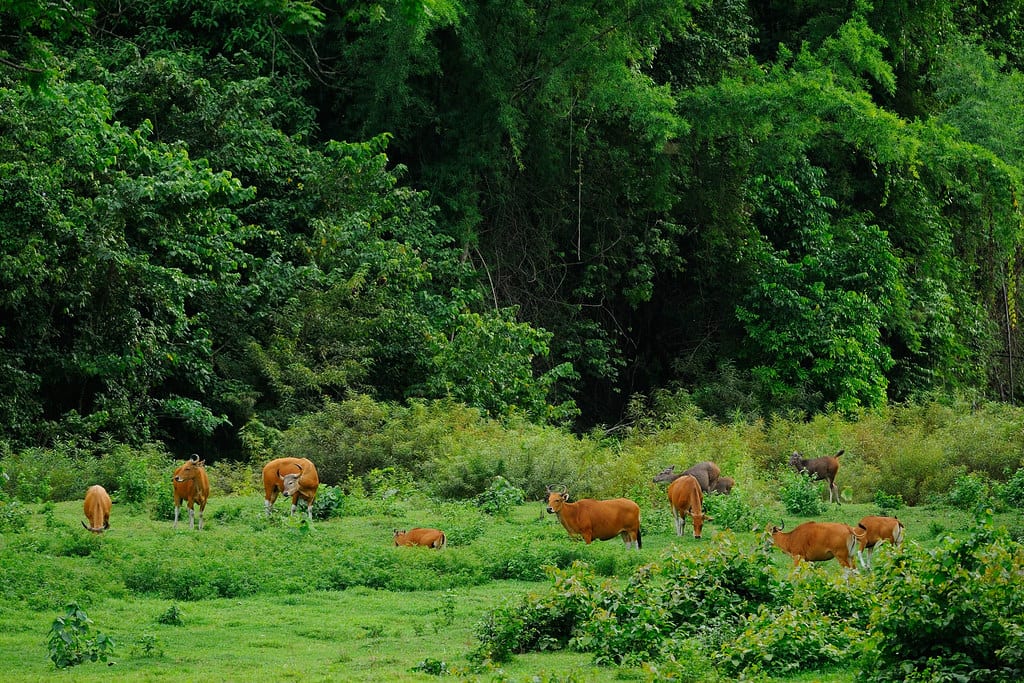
<box><xmin>3</xmin><ymin>0</ymin><xmax>1024</xmax><ymax>459</ymax></box>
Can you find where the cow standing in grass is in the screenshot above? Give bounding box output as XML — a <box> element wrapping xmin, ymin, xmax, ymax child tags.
<box><xmin>667</xmin><ymin>474</ymin><xmax>709</xmax><ymax>538</ymax></box>
<box><xmin>789</xmin><ymin>450</ymin><xmax>844</xmax><ymax>504</ymax></box>
<box><xmin>855</xmin><ymin>516</ymin><xmax>905</xmax><ymax>568</ymax></box>
<box><xmin>173</xmin><ymin>454</ymin><xmax>210</xmax><ymax>531</ymax></box>
<box><xmin>82</xmin><ymin>485</ymin><xmax>112</xmax><ymax>533</ymax></box>
<box><xmin>653</xmin><ymin>461</ymin><xmax>723</xmax><ymax>493</ymax></box>
<box><xmin>263</xmin><ymin>457</ymin><xmax>319</xmax><ymax>521</ymax></box>
<box><xmin>769</xmin><ymin>521</ymin><xmax>863</xmax><ymax>569</ymax></box>
<box><xmin>544</xmin><ymin>486</ymin><xmax>642</xmax><ymax>550</ymax></box>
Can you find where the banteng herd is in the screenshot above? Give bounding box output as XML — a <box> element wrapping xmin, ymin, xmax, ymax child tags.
<box><xmin>79</xmin><ymin>448</ymin><xmax>904</xmax><ymax>569</ymax></box>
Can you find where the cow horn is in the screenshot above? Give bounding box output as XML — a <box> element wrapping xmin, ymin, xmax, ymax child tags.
<box><xmin>190</xmin><ymin>453</ymin><xmax>200</xmax><ymax>463</ymax></box>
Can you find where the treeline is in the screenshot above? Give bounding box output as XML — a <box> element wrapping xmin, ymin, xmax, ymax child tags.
<box><xmin>2</xmin><ymin>0</ymin><xmax>1024</xmax><ymax>456</ymax></box>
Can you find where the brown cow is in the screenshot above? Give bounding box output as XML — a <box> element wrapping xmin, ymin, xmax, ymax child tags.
<box><xmin>667</xmin><ymin>474</ymin><xmax>710</xmax><ymax>538</ymax></box>
<box><xmin>545</xmin><ymin>486</ymin><xmax>641</xmax><ymax>550</ymax></box>
<box><xmin>653</xmin><ymin>461</ymin><xmax>722</xmax><ymax>493</ymax></box>
<box><xmin>393</xmin><ymin>528</ymin><xmax>447</xmax><ymax>549</ymax></box>
<box><xmin>789</xmin><ymin>450</ymin><xmax>844</xmax><ymax>504</ymax></box>
<box><xmin>82</xmin><ymin>484</ymin><xmax>111</xmax><ymax>533</ymax></box>
<box><xmin>263</xmin><ymin>457</ymin><xmax>319</xmax><ymax>521</ymax></box>
<box><xmin>172</xmin><ymin>454</ymin><xmax>210</xmax><ymax>531</ymax></box>
<box><xmin>769</xmin><ymin>521</ymin><xmax>863</xmax><ymax>569</ymax></box>
<box><xmin>855</xmin><ymin>516</ymin><xmax>905</xmax><ymax>569</ymax></box>
<box><xmin>710</xmin><ymin>476</ymin><xmax>735</xmax><ymax>495</ymax></box>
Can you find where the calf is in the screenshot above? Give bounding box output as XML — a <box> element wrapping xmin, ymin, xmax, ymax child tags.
<box><xmin>710</xmin><ymin>476</ymin><xmax>735</xmax><ymax>495</ymax></box>
<box><xmin>394</xmin><ymin>528</ymin><xmax>447</xmax><ymax>549</ymax></box>
<box><xmin>667</xmin><ymin>474</ymin><xmax>709</xmax><ymax>538</ymax></box>
<box><xmin>789</xmin><ymin>449</ymin><xmax>843</xmax><ymax>504</ymax></box>
<box><xmin>769</xmin><ymin>521</ymin><xmax>862</xmax><ymax>569</ymax></box>
<box><xmin>263</xmin><ymin>457</ymin><xmax>320</xmax><ymax>521</ymax></box>
<box><xmin>545</xmin><ymin>486</ymin><xmax>642</xmax><ymax>550</ymax></box>
<box><xmin>855</xmin><ymin>516</ymin><xmax>905</xmax><ymax>568</ymax></box>
<box><xmin>653</xmin><ymin>461</ymin><xmax>722</xmax><ymax>493</ymax></box>
<box><xmin>82</xmin><ymin>485</ymin><xmax>112</xmax><ymax>533</ymax></box>
<box><xmin>172</xmin><ymin>454</ymin><xmax>210</xmax><ymax>531</ymax></box>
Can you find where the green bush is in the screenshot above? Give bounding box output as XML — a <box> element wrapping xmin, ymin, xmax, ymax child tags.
<box><xmin>311</xmin><ymin>485</ymin><xmax>344</xmax><ymax>520</ymax></box>
<box><xmin>1001</xmin><ymin>467</ymin><xmax>1024</xmax><ymax>508</ymax></box>
<box><xmin>47</xmin><ymin>602</ymin><xmax>115</xmax><ymax>669</ymax></box>
<box><xmin>859</xmin><ymin>520</ymin><xmax>1024</xmax><ymax>682</ymax></box>
<box><xmin>474</xmin><ymin>476</ymin><xmax>526</xmax><ymax>516</ymax></box>
<box><xmin>0</xmin><ymin>498</ymin><xmax>29</xmax><ymax>532</ymax></box>
<box><xmin>777</xmin><ymin>469</ymin><xmax>827</xmax><ymax>516</ymax></box>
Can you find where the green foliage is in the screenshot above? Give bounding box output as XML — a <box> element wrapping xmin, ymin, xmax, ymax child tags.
<box><xmin>47</xmin><ymin>602</ymin><xmax>115</xmax><ymax>669</ymax></box>
<box><xmin>860</xmin><ymin>522</ymin><xmax>1024</xmax><ymax>682</ymax></box>
<box><xmin>872</xmin><ymin>489</ymin><xmax>905</xmax><ymax>513</ymax></box>
<box><xmin>156</xmin><ymin>604</ymin><xmax>183</xmax><ymax>626</ymax></box>
<box><xmin>1002</xmin><ymin>467</ymin><xmax>1024</xmax><ymax>508</ymax></box>
<box><xmin>777</xmin><ymin>469</ymin><xmax>828</xmax><ymax>516</ymax></box>
<box><xmin>311</xmin><ymin>485</ymin><xmax>344</xmax><ymax>520</ymax></box>
<box><xmin>0</xmin><ymin>498</ymin><xmax>29</xmax><ymax>533</ymax></box>
<box><xmin>473</xmin><ymin>476</ymin><xmax>526</xmax><ymax>516</ymax></box>
<box><xmin>946</xmin><ymin>473</ymin><xmax>995</xmax><ymax>512</ymax></box>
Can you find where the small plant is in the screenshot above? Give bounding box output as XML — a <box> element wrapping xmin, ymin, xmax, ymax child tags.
<box><xmin>134</xmin><ymin>633</ymin><xmax>162</xmax><ymax>657</ymax></box>
<box><xmin>873</xmin><ymin>489</ymin><xmax>904</xmax><ymax>513</ymax></box>
<box><xmin>1001</xmin><ymin>467</ymin><xmax>1024</xmax><ymax>508</ymax></box>
<box><xmin>947</xmin><ymin>473</ymin><xmax>993</xmax><ymax>513</ymax></box>
<box><xmin>777</xmin><ymin>470</ymin><xmax>827</xmax><ymax>516</ymax></box>
<box><xmin>411</xmin><ymin>657</ymin><xmax>450</xmax><ymax>675</ymax></box>
<box><xmin>432</xmin><ymin>589</ymin><xmax>457</xmax><ymax>633</ymax></box>
<box><xmin>474</xmin><ymin>476</ymin><xmax>526</xmax><ymax>516</ymax></box>
<box><xmin>156</xmin><ymin>604</ymin><xmax>183</xmax><ymax>626</ymax></box>
<box><xmin>0</xmin><ymin>498</ymin><xmax>29</xmax><ymax>532</ymax></box>
<box><xmin>311</xmin><ymin>485</ymin><xmax>343</xmax><ymax>520</ymax></box>
<box><xmin>47</xmin><ymin>602</ymin><xmax>115</xmax><ymax>669</ymax></box>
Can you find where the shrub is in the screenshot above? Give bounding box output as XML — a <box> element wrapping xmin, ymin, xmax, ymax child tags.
<box><xmin>156</xmin><ymin>605</ymin><xmax>183</xmax><ymax>626</ymax></box>
<box><xmin>0</xmin><ymin>498</ymin><xmax>29</xmax><ymax>532</ymax></box>
<box><xmin>859</xmin><ymin>520</ymin><xmax>1024</xmax><ymax>682</ymax></box>
<box><xmin>1001</xmin><ymin>467</ymin><xmax>1024</xmax><ymax>508</ymax></box>
<box><xmin>474</xmin><ymin>476</ymin><xmax>526</xmax><ymax>516</ymax></box>
<box><xmin>946</xmin><ymin>472</ymin><xmax>994</xmax><ymax>512</ymax></box>
<box><xmin>311</xmin><ymin>485</ymin><xmax>343</xmax><ymax>520</ymax></box>
<box><xmin>47</xmin><ymin>602</ymin><xmax>115</xmax><ymax>669</ymax></box>
<box><xmin>872</xmin><ymin>489</ymin><xmax>904</xmax><ymax>513</ymax></box>
<box><xmin>777</xmin><ymin>469</ymin><xmax>827</xmax><ymax>516</ymax></box>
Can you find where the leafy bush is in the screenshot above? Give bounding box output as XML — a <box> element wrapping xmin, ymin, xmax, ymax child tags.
<box><xmin>777</xmin><ymin>469</ymin><xmax>827</xmax><ymax>515</ymax></box>
<box><xmin>0</xmin><ymin>498</ymin><xmax>29</xmax><ymax>532</ymax></box>
<box><xmin>311</xmin><ymin>485</ymin><xmax>344</xmax><ymax>520</ymax></box>
<box><xmin>156</xmin><ymin>605</ymin><xmax>183</xmax><ymax>626</ymax></box>
<box><xmin>946</xmin><ymin>472</ymin><xmax>994</xmax><ymax>512</ymax></box>
<box><xmin>474</xmin><ymin>476</ymin><xmax>526</xmax><ymax>516</ymax></box>
<box><xmin>1001</xmin><ymin>467</ymin><xmax>1024</xmax><ymax>508</ymax></box>
<box><xmin>47</xmin><ymin>602</ymin><xmax>115</xmax><ymax>669</ymax></box>
<box><xmin>872</xmin><ymin>489</ymin><xmax>904</xmax><ymax>513</ymax></box>
<box><xmin>859</xmin><ymin>520</ymin><xmax>1024</xmax><ymax>682</ymax></box>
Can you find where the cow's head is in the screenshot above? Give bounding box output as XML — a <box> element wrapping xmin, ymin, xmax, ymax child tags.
<box><xmin>173</xmin><ymin>454</ymin><xmax>205</xmax><ymax>483</ymax></box>
<box><xmin>788</xmin><ymin>451</ymin><xmax>804</xmax><ymax>468</ymax></box>
<box><xmin>393</xmin><ymin>529</ymin><xmax>406</xmax><ymax>545</ymax></box>
<box><xmin>544</xmin><ymin>485</ymin><xmax>569</xmax><ymax>514</ymax></box>
<box><xmin>691</xmin><ymin>511</ymin><xmax>713</xmax><ymax>538</ymax></box>
<box><xmin>652</xmin><ymin>465</ymin><xmax>676</xmax><ymax>484</ymax></box>
<box><xmin>282</xmin><ymin>466</ymin><xmax>303</xmax><ymax>496</ymax></box>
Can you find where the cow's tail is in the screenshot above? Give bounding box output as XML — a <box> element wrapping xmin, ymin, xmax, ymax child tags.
<box><xmin>636</xmin><ymin>524</ymin><xmax>642</xmax><ymax>550</ymax></box>
<box><xmin>437</xmin><ymin>532</ymin><xmax>447</xmax><ymax>549</ymax></box>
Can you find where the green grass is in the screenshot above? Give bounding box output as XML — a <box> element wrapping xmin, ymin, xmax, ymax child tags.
<box><xmin>0</xmin><ymin>492</ymin><xmax>1016</xmax><ymax>682</ymax></box>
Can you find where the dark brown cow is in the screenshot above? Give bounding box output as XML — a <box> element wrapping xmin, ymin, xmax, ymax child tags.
<box><xmin>172</xmin><ymin>454</ymin><xmax>210</xmax><ymax>531</ymax></box>
<box><xmin>769</xmin><ymin>521</ymin><xmax>863</xmax><ymax>569</ymax></box>
<box><xmin>394</xmin><ymin>528</ymin><xmax>447</xmax><ymax>549</ymax></box>
<box><xmin>789</xmin><ymin>450</ymin><xmax>844</xmax><ymax>504</ymax></box>
<box><xmin>545</xmin><ymin>486</ymin><xmax>641</xmax><ymax>550</ymax></box>
<box><xmin>855</xmin><ymin>516</ymin><xmax>905</xmax><ymax>568</ymax></box>
<box><xmin>82</xmin><ymin>485</ymin><xmax>111</xmax><ymax>533</ymax></box>
<box><xmin>667</xmin><ymin>474</ymin><xmax>709</xmax><ymax>538</ymax></box>
<box><xmin>262</xmin><ymin>457</ymin><xmax>320</xmax><ymax>521</ymax></box>
<box><xmin>653</xmin><ymin>461</ymin><xmax>722</xmax><ymax>493</ymax></box>
<box><xmin>710</xmin><ymin>476</ymin><xmax>735</xmax><ymax>495</ymax></box>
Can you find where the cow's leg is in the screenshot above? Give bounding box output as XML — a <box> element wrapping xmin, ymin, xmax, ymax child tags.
<box><xmin>188</xmin><ymin>504</ymin><xmax>195</xmax><ymax>530</ymax></box>
<box><xmin>173</xmin><ymin>504</ymin><xmax>180</xmax><ymax>529</ymax></box>
<box><xmin>198</xmin><ymin>503</ymin><xmax>205</xmax><ymax>531</ymax></box>
<box><xmin>264</xmin><ymin>498</ymin><xmax>273</xmax><ymax>516</ymax></box>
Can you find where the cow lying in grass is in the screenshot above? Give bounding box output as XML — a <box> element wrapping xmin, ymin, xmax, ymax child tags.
<box><xmin>394</xmin><ymin>528</ymin><xmax>447</xmax><ymax>549</ymax></box>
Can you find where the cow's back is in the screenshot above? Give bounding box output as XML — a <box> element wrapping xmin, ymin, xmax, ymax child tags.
<box><xmin>575</xmin><ymin>497</ymin><xmax>640</xmax><ymax>540</ymax></box>
<box><xmin>668</xmin><ymin>474</ymin><xmax>702</xmax><ymax>514</ymax></box>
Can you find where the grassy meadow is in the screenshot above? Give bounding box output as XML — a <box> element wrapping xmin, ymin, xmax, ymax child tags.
<box><xmin>0</xmin><ymin>481</ymin><xmax>1018</xmax><ymax>682</ymax></box>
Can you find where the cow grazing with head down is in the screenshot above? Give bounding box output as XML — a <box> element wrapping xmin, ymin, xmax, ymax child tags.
<box><xmin>667</xmin><ymin>474</ymin><xmax>710</xmax><ymax>538</ymax></box>
<box><xmin>769</xmin><ymin>521</ymin><xmax>863</xmax><ymax>569</ymax></box>
<box><xmin>710</xmin><ymin>476</ymin><xmax>735</xmax><ymax>495</ymax></box>
<box><xmin>82</xmin><ymin>485</ymin><xmax>111</xmax><ymax>533</ymax></box>
<box><xmin>789</xmin><ymin>449</ymin><xmax>844</xmax><ymax>504</ymax></box>
<box><xmin>653</xmin><ymin>461</ymin><xmax>722</xmax><ymax>493</ymax></box>
<box><xmin>172</xmin><ymin>454</ymin><xmax>210</xmax><ymax>531</ymax></box>
<box><xmin>545</xmin><ymin>486</ymin><xmax>642</xmax><ymax>550</ymax></box>
<box><xmin>262</xmin><ymin>457</ymin><xmax>320</xmax><ymax>521</ymax></box>
<box><xmin>394</xmin><ymin>527</ymin><xmax>447</xmax><ymax>549</ymax></box>
<box><xmin>855</xmin><ymin>516</ymin><xmax>905</xmax><ymax>569</ymax></box>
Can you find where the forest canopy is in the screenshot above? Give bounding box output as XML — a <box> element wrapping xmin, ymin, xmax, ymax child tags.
<box><xmin>2</xmin><ymin>0</ymin><xmax>1023</xmax><ymax>457</ymax></box>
